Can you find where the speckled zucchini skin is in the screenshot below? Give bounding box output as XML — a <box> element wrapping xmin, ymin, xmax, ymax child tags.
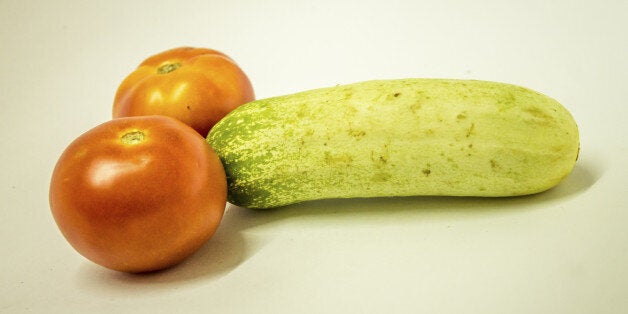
<box><xmin>208</xmin><ymin>79</ymin><xmax>579</xmax><ymax>209</ymax></box>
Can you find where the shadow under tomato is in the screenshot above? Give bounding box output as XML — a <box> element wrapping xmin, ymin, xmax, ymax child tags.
<box><xmin>74</xmin><ymin>206</ymin><xmax>257</xmax><ymax>291</ymax></box>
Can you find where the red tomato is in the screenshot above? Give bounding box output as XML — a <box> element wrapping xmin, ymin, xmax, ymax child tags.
<box><xmin>49</xmin><ymin>116</ymin><xmax>227</xmax><ymax>273</ymax></box>
<box><xmin>113</xmin><ymin>47</ymin><xmax>255</xmax><ymax>136</ymax></box>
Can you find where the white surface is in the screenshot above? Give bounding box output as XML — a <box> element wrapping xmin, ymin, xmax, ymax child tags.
<box><xmin>1</xmin><ymin>0</ymin><xmax>627</xmax><ymax>313</ymax></box>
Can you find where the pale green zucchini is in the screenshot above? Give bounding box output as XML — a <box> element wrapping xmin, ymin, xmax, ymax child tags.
<box><xmin>208</xmin><ymin>79</ymin><xmax>579</xmax><ymax>208</ymax></box>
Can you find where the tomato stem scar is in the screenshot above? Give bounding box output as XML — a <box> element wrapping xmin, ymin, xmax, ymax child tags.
<box><xmin>121</xmin><ymin>131</ymin><xmax>145</xmax><ymax>145</ymax></box>
<box><xmin>157</xmin><ymin>62</ymin><xmax>182</xmax><ymax>74</ymax></box>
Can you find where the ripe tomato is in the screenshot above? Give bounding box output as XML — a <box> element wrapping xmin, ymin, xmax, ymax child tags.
<box><xmin>113</xmin><ymin>47</ymin><xmax>255</xmax><ymax>136</ymax></box>
<box><xmin>49</xmin><ymin>116</ymin><xmax>227</xmax><ymax>273</ymax></box>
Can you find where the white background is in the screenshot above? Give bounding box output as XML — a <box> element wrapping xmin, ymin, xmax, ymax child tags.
<box><xmin>1</xmin><ymin>0</ymin><xmax>627</xmax><ymax>313</ymax></box>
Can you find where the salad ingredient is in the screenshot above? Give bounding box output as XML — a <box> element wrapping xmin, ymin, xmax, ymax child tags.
<box><xmin>50</xmin><ymin>116</ymin><xmax>227</xmax><ymax>272</ymax></box>
<box><xmin>113</xmin><ymin>47</ymin><xmax>254</xmax><ymax>136</ymax></box>
<box><xmin>208</xmin><ymin>79</ymin><xmax>579</xmax><ymax>208</ymax></box>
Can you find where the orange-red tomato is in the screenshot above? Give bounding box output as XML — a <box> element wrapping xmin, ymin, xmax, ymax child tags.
<box><xmin>113</xmin><ymin>47</ymin><xmax>255</xmax><ymax>136</ymax></box>
<box><xmin>49</xmin><ymin>116</ymin><xmax>227</xmax><ymax>273</ymax></box>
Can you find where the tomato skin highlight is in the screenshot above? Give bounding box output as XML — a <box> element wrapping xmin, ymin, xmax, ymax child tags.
<box><xmin>113</xmin><ymin>47</ymin><xmax>255</xmax><ymax>136</ymax></box>
<box><xmin>49</xmin><ymin>116</ymin><xmax>227</xmax><ymax>273</ymax></box>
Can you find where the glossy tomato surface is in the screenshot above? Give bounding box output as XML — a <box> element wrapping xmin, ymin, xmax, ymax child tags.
<box><xmin>113</xmin><ymin>47</ymin><xmax>255</xmax><ymax>136</ymax></box>
<box><xmin>49</xmin><ymin>116</ymin><xmax>227</xmax><ymax>273</ymax></box>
